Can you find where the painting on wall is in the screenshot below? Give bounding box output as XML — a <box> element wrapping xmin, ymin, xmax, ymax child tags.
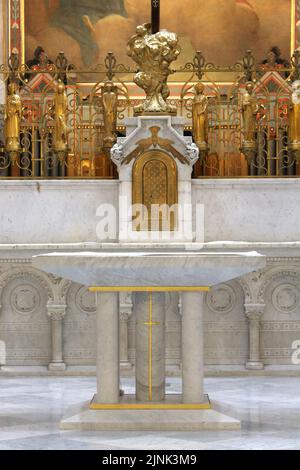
<box><xmin>19</xmin><ymin>0</ymin><xmax>293</xmax><ymax>70</ymax></box>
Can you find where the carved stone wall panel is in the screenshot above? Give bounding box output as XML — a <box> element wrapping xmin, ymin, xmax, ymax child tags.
<box><xmin>258</xmin><ymin>269</ymin><xmax>300</xmax><ymax>311</ymax></box>
<box><xmin>165</xmin><ymin>293</ymin><xmax>181</xmax><ymax>366</ymax></box>
<box><xmin>128</xmin><ymin>311</ymin><xmax>136</xmax><ymax>364</ymax></box>
<box><xmin>166</xmin><ymin>319</ymin><xmax>181</xmax><ymax>364</ymax></box>
<box><xmin>165</xmin><ymin>348</ymin><xmax>181</xmax><ymax>364</ymax></box>
<box><xmin>204</xmin><ymin>281</ymin><xmax>248</xmax><ymax>365</ymax></box>
<box><xmin>261</xmin><ymin>347</ymin><xmax>297</xmax><ymax>364</ymax></box>
<box><xmin>2</xmin><ymin>260</ymin><xmax>300</xmax><ymax>369</ymax></box>
<box><xmin>261</xmin><ymin>321</ymin><xmax>300</xmax><ymax>364</ymax></box>
<box><xmin>128</xmin><ymin>349</ymin><xmax>136</xmax><ymax>364</ymax></box>
<box><xmin>63</xmin><ymin>283</ymin><xmax>96</xmax><ymax>365</ymax></box>
<box><xmin>206</xmin><ymin>284</ymin><xmax>237</xmax><ymax>314</ymax></box>
<box><xmin>0</xmin><ymin>271</ymin><xmax>51</xmax><ymax>365</ymax></box>
<box><xmin>271</xmin><ymin>284</ymin><xmax>300</xmax><ymax>314</ymax></box>
<box><xmin>205</xmin><ymin>348</ymin><xmax>248</xmax><ymax>361</ymax></box>
<box><xmin>259</xmin><ymin>270</ymin><xmax>300</xmax><ymax>365</ymax></box>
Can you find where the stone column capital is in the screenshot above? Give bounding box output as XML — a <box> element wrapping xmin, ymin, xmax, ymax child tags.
<box><xmin>120</xmin><ymin>311</ymin><xmax>130</xmax><ymax>322</ymax></box>
<box><xmin>47</xmin><ymin>304</ymin><xmax>67</xmax><ymax>320</ymax></box>
<box><xmin>244</xmin><ymin>303</ymin><xmax>265</xmax><ymax>320</ymax></box>
<box><xmin>47</xmin><ymin>304</ymin><xmax>67</xmax><ymax>371</ymax></box>
<box><xmin>245</xmin><ymin>303</ymin><xmax>264</xmax><ymax>370</ymax></box>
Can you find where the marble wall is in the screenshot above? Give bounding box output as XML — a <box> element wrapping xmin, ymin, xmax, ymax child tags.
<box><xmin>63</xmin><ymin>283</ymin><xmax>97</xmax><ymax>365</ymax></box>
<box><xmin>0</xmin><ymin>179</ymin><xmax>300</xmax><ymax>371</ymax></box>
<box><xmin>192</xmin><ymin>179</ymin><xmax>300</xmax><ymax>242</ymax></box>
<box><xmin>1</xmin><ymin>256</ymin><xmax>300</xmax><ymax>371</ymax></box>
<box><xmin>0</xmin><ymin>263</ymin><xmax>52</xmax><ymax>365</ymax></box>
<box><xmin>204</xmin><ymin>280</ymin><xmax>248</xmax><ymax>365</ymax></box>
<box><xmin>1</xmin><ymin>179</ymin><xmax>300</xmax><ymax>244</ymax></box>
<box><xmin>0</xmin><ymin>180</ymin><xmax>119</xmax><ymax>244</ymax></box>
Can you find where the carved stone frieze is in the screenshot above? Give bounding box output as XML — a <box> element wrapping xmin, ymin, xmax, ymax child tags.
<box><xmin>204</xmin><ymin>321</ymin><xmax>248</xmax><ymax>332</ymax></box>
<box><xmin>257</xmin><ymin>269</ymin><xmax>300</xmax><ymax>304</ymax></box>
<box><xmin>0</xmin><ymin>260</ymin><xmax>300</xmax><ymax>369</ymax></box>
<box><xmin>261</xmin><ymin>321</ymin><xmax>300</xmax><ymax>331</ymax></box>
<box><xmin>0</xmin><ymin>268</ymin><xmax>55</xmax><ymax>303</ymax></box>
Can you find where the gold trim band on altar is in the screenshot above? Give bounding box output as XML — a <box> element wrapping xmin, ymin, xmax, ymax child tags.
<box><xmin>90</xmin><ymin>403</ymin><xmax>211</xmax><ymax>410</ymax></box>
<box><xmin>89</xmin><ymin>286</ymin><xmax>210</xmax><ymax>292</ymax></box>
<box><xmin>89</xmin><ymin>395</ymin><xmax>212</xmax><ymax>410</ymax></box>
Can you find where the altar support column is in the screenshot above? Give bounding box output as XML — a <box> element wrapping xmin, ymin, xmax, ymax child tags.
<box><xmin>245</xmin><ymin>303</ymin><xmax>265</xmax><ymax>370</ymax></box>
<box><xmin>135</xmin><ymin>292</ymin><xmax>165</xmax><ymax>402</ymax></box>
<box><xmin>119</xmin><ymin>293</ymin><xmax>133</xmax><ymax>370</ymax></box>
<box><xmin>47</xmin><ymin>305</ymin><xmax>67</xmax><ymax>371</ymax></box>
<box><xmin>96</xmin><ymin>292</ymin><xmax>120</xmax><ymax>404</ymax></box>
<box><xmin>181</xmin><ymin>292</ymin><xmax>205</xmax><ymax>403</ymax></box>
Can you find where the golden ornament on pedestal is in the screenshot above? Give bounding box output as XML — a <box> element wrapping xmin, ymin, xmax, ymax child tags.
<box><xmin>127</xmin><ymin>23</ymin><xmax>181</xmax><ymax>115</ymax></box>
<box><xmin>289</xmin><ymin>80</ymin><xmax>300</xmax><ymax>159</ymax></box>
<box><xmin>4</xmin><ymin>82</ymin><xmax>22</xmax><ymax>156</ymax></box>
<box><xmin>102</xmin><ymin>81</ymin><xmax>118</xmax><ymax>150</ymax></box>
<box><xmin>242</xmin><ymin>82</ymin><xmax>259</xmax><ymax>143</ymax></box>
<box><xmin>53</xmin><ymin>81</ymin><xmax>68</xmax><ymax>154</ymax></box>
<box><xmin>192</xmin><ymin>82</ymin><xmax>208</xmax><ymax>158</ymax></box>
<box><xmin>241</xmin><ymin>82</ymin><xmax>259</xmax><ymax>165</ymax></box>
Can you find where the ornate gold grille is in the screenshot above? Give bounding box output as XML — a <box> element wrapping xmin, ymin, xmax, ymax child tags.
<box><xmin>1</xmin><ymin>49</ymin><xmax>300</xmax><ymax>178</ymax></box>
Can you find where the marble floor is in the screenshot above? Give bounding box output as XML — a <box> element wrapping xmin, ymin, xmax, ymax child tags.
<box><xmin>0</xmin><ymin>376</ymin><xmax>300</xmax><ymax>450</ymax></box>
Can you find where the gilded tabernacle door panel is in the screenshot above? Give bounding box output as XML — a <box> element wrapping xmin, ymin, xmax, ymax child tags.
<box><xmin>132</xmin><ymin>150</ymin><xmax>178</xmax><ymax>231</ymax></box>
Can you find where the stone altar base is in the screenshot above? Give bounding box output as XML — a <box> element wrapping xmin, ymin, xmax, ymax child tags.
<box><xmin>60</xmin><ymin>395</ymin><xmax>241</xmax><ymax>431</ymax></box>
<box><xmin>34</xmin><ymin>250</ymin><xmax>263</xmax><ymax>433</ymax></box>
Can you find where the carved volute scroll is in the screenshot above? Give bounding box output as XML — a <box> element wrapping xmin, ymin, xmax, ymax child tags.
<box><xmin>132</xmin><ymin>150</ymin><xmax>178</xmax><ymax>231</ymax></box>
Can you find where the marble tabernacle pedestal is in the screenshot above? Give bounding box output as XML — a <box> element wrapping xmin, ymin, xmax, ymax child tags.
<box><xmin>33</xmin><ymin>250</ymin><xmax>266</xmax><ymax>431</ymax></box>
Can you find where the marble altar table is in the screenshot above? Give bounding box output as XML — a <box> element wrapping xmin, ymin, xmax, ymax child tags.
<box><xmin>33</xmin><ymin>250</ymin><xmax>266</xmax><ymax>430</ymax></box>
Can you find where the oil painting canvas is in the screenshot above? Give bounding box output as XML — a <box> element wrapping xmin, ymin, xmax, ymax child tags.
<box><xmin>25</xmin><ymin>0</ymin><xmax>292</xmax><ymax>69</ymax></box>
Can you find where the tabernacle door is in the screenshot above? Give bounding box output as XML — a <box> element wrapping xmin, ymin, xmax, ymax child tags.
<box><xmin>132</xmin><ymin>150</ymin><xmax>178</xmax><ymax>231</ymax></box>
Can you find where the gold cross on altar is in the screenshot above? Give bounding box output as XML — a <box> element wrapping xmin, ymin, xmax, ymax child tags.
<box><xmin>144</xmin><ymin>292</ymin><xmax>160</xmax><ymax>401</ymax></box>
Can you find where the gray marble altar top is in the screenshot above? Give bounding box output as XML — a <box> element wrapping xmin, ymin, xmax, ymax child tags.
<box><xmin>32</xmin><ymin>251</ymin><xmax>266</xmax><ymax>287</ymax></box>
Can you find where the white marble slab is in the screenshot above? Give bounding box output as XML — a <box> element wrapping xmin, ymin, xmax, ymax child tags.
<box><xmin>192</xmin><ymin>178</ymin><xmax>300</xmax><ymax>242</ymax></box>
<box><xmin>0</xmin><ymin>180</ymin><xmax>118</xmax><ymax>244</ymax></box>
<box><xmin>1</xmin><ymin>178</ymin><xmax>300</xmax><ymax>244</ymax></box>
<box><xmin>32</xmin><ymin>251</ymin><xmax>266</xmax><ymax>287</ymax></box>
<box><xmin>60</xmin><ymin>401</ymin><xmax>241</xmax><ymax>431</ymax></box>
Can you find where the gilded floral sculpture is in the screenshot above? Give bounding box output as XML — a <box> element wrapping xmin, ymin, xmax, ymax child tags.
<box><xmin>127</xmin><ymin>23</ymin><xmax>181</xmax><ymax>115</ymax></box>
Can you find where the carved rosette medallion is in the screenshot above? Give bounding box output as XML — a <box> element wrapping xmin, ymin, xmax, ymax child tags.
<box><xmin>75</xmin><ymin>286</ymin><xmax>96</xmax><ymax>315</ymax></box>
<box><xmin>206</xmin><ymin>284</ymin><xmax>237</xmax><ymax>314</ymax></box>
<box><xmin>10</xmin><ymin>284</ymin><xmax>41</xmax><ymax>315</ymax></box>
<box><xmin>271</xmin><ymin>284</ymin><xmax>300</xmax><ymax>313</ymax></box>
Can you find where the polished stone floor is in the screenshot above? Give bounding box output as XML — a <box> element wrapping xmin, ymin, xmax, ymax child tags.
<box><xmin>0</xmin><ymin>376</ymin><xmax>300</xmax><ymax>450</ymax></box>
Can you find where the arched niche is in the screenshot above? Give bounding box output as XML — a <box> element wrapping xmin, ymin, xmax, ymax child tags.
<box><xmin>132</xmin><ymin>150</ymin><xmax>178</xmax><ymax>231</ymax></box>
